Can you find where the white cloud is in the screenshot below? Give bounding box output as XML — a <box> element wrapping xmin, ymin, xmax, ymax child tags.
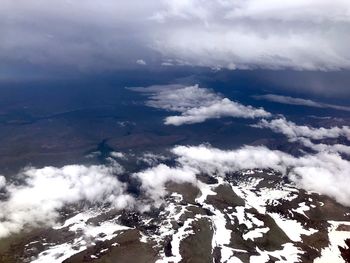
<box><xmin>136</xmin><ymin>59</ymin><xmax>147</xmax><ymax>65</ymax></box>
<box><xmin>254</xmin><ymin>94</ymin><xmax>350</xmax><ymax>112</ymax></box>
<box><xmin>0</xmin><ymin>176</ymin><xmax>6</xmax><ymax>189</ymax></box>
<box><xmin>0</xmin><ymin>164</ymin><xmax>134</xmax><ymax>238</ymax></box>
<box><xmin>254</xmin><ymin>118</ymin><xmax>350</xmax><ymax>140</ymax></box>
<box><xmin>225</xmin><ymin>0</ymin><xmax>350</xmax><ymax>23</ymax></box>
<box><xmin>137</xmin><ymin>152</ymin><xmax>168</xmax><ymax>166</ymax></box>
<box><xmin>1</xmin><ymin>141</ymin><xmax>350</xmax><ymax>240</ymax></box>
<box><xmin>130</xmin><ymin>84</ymin><xmax>271</xmax><ymax>125</ymax></box>
<box><xmin>298</xmin><ymin>138</ymin><xmax>350</xmax><ymax>156</ymax></box>
<box><xmin>154</xmin><ymin>0</ymin><xmax>350</xmax><ymax>23</ymax></box>
<box><xmin>133</xmin><ymin>164</ymin><xmax>197</xmax><ymax>206</ymax></box>
<box><xmin>164</xmin><ymin>98</ymin><xmax>271</xmax><ymax>126</ymax></box>
<box><xmin>253</xmin><ymin>118</ymin><xmax>350</xmax><ymax>156</ymax></box>
<box><xmin>151</xmin><ymin>0</ymin><xmax>350</xmax><ymax>71</ymax></box>
<box><xmin>110</xmin><ymin>151</ymin><xmax>126</xmax><ymax>159</ymax></box>
<box><xmin>171</xmin><ymin>144</ymin><xmax>350</xmax><ymax>206</ymax></box>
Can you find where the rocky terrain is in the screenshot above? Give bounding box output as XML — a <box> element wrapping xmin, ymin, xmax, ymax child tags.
<box><xmin>1</xmin><ymin>167</ymin><xmax>349</xmax><ymax>263</ymax></box>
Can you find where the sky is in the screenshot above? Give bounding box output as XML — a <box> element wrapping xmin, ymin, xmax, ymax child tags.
<box><xmin>1</xmin><ymin>0</ymin><xmax>350</xmax><ymax>75</ymax></box>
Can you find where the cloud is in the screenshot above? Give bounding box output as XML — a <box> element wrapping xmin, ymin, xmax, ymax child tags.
<box><xmin>171</xmin><ymin>144</ymin><xmax>350</xmax><ymax>206</ymax></box>
<box><xmin>110</xmin><ymin>151</ymin><xmax>127</xmax><ymax>160</ymax></box>
<box><xmin>298</xmin><ymin>137</ymin><xmax>350</xmax><ymax>156</ymax></box>
<box><xmin>0</xmin><ymin>0</ymin><xmax>160</xmax><ymax>73</ymax></box>
<box><xmin>152</xmin><ymin>0</ymin><xmax>350</xmax><ymax>71</ymax></box>
<box><xmin>0</xmin><ymin>176</ymin><xmax>5</xmax><ymax>189</ymax></box>
<box><xmin>1</xmin><ymin>140</ymin><xmax>350</xmax><ymax>239</ymax></box>
<box><xmin>136</xmin><ymin>59</ymin><xmax>147</xmax><ymax>65</ymax></box>
<box><xmin>154</xmin><ymin>0</ymin><xmax>350</xmax><ymax>23</ymax></box>
<box><xmin>137</xmin><ymin>152</ymin><xmax>168</xmax><ymax>166</ymax></box>
<box><xmin>0</xmin><ymin>164</ymin><xmax>134</xmax><ymax>238</ymax></box>
<box><xmin>130</xmin><ymin>84</ymin><xmax>271</xmax><ymax>125</ymax></box>
<box><xmin>254</xmin><ymin>118</ymin><xmax>350</xmax><ymax>140</ymax></box>
<box><xmin>253</xmin><ymin>118</ymin><xmax>350</xmax><ymax>155</ymax></box>
<box><xmin>254</xmin><ymin>94</ymin><xmax>350</xmax><ymax>112</ymax></box>
<box><xmin>1</xmin><ymin>0</ymin><xmax>350</xmax><ymax>72</ymax></box>
<box><xmin>133</xmin><ymin>164</ymin><xmax>198</xmax><ymax>206</ymax></box>
<box><xmin>164</xmin><ymin>98</ymin><xmax>271</xmax><ymax>126</ymax></box>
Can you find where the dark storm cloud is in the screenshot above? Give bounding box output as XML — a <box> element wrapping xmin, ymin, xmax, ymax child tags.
<box><xmin>1</xmin><ymin>0</ymin><xmax>350</xmax><ymax>73</ymax></box>
<box><xmin>0</xmin><ymin>1</ymin><xmax>161</xmax><ymax>73</ymax></box>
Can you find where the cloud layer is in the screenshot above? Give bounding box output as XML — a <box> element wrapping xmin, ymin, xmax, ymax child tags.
<box><xmin>153</xmin><ymin>0</ymin><xmax>350</xmax><ymax>70</ymax></box>
<box><xmin>1</xmin><ymin>0</ymin><xmax>350</xmax><ymax>72</ymax></box>
<box><xmin>131</xmin><ymin>84</ymin><xmax>271</xmax><ymax>125</ymax></box>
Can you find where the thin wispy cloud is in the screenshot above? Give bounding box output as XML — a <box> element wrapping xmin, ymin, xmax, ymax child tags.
<box><xmin>254</xmin><ymin>94</ymin><xmax>350</xmax><ymax>112</ymax></box>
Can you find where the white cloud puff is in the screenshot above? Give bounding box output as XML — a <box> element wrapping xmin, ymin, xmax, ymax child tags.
<box><xmin>134</xmin><ymin>164</ymin><xmax>198</xmax><ymax>206</ymax></box>
<box><xmin>136</xmin><ymin>59</ymin><xmax>147</xmax><ymax>65</ymax></box>
<box><xmin>163</xmin><ymin>98</ymin><xmax>270</xmax><ymax>125</ymax></box>
<box><xmin>130</xmin><ymin>84</ymin><xmax>271</xmax><ymax>125</ymax></box>
<box><xmin>0</xmin><ymin>164</ymin><xmax>134</xmax><ymax>238</ymax></box>
<box><xmin>255</xmin><ymin>118</ymin><xmax>350</xmax><ymax>141</ymax></box>
<box><xmin>298</xmin><ymin>138</ymin><xmax>350</xmax><ymax>156</ymax></box>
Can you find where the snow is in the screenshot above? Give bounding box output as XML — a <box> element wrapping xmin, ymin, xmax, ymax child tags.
<box><xmin>31</xmin><ymin>239</ymin><xmax>87</xmax><ymax>263</ymax></box>
<box><xmin>195</xmin><ymin>178</ymin><xmax>238</xmax><ymax>263</ymax></box>
<box><xmin>139</xmin><ymin>232</ymin><xmax>148</xmax><ymax>243</ymax></box>
<box><xmin>54</xmin><ymin>210</ymin><xmax>97</xmax><ymax>230</ymax></box>
<box><xmin>157</xmin><ymin>218</ymin><xmax>195</xmax><ymax>263</ymax></box>
<box><xmin>196</xmin><ymin>180</ymin><xmax>217</xmax><ymax>203</ymax></box>
<box><xmin>243</xmin><ymin>227</ymin><xmax>269</xmax><ymax>241</ymax></box>
<box><xmin>241</xmin><ymin>169</ymin><xmax>255</xmax><ymax>175</ymax></box>
<box><xmin>152</xmin><ymin>192</ymin><xmax>192</xmax><ymax>262</ymax></box>
<box><xmin>292</xmin><ymin>202</ymin><xmax>310</xmax><ymax>218</ymax></box>
<box><xmin>32</xmin><ymin>211</ymin><xmax>129</xmax><ymax>263</ymax></box>
<box><xmin>314</xmin><ymin>221</ymin><xmax>350</xmax><ymax>263</ymax></box>
<box><xmin>268</xmin><ymin>212</ymin><xmax>317</xmax><ymax>242</ymax></box>
<box><xmin>232</xmin><ymin>206</ymin><xmax>251</xmax><ymax>228</ymax></box>
<box><xmin>247</xmin><ymin>213</ymin><xmax>264</xmax><ymax>227</ymax></box>
<box><xmin>250</xmin><ymin>243</ymin><xmax>302</xmax><ymax>263</ymax></box>
<box><xmin>83</xmin><ymin>221</ymin><xmax>129</xmax><ymax>242</ymax></box>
